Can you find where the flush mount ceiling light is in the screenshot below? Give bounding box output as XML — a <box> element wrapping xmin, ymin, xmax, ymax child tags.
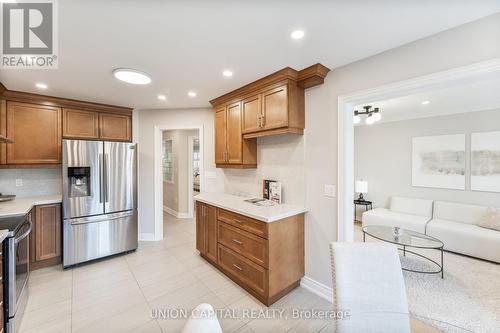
<box><xmin>35</xmin><ymin>83</ymin><xmax>48</xmax><ymax>89</ymax></box>
<box><xmin>290</xmin><ymin>30</ymin><xmax>305</xmax><ymax>40</ymax></box>
<box><xmin>187</xmin><ymin>91</ymin><xmax>197</xmax><ymax>97</ymax></box>
<box><xmin>354</xmin><ymin>105</ymin><xmax>381</xmax><ymax>125</ymax></box>
<box><xmin>222</xmin><ymin>70</ymin><xmax>233</xmax><ymax>77</ymax></box>
<box><xmin>113</xmin><ymin>68</ymin><xmax>151</xmax><ymax>85</ymax></box>
<box><xmin>421</xmin><ymin>100</ymin><xmax>430</xmax><ymax>105</ymax></box>
<box><xmin>157</xmin><ymin>94</ymin><xmax>166</xmax><ymax>101</ymax></box>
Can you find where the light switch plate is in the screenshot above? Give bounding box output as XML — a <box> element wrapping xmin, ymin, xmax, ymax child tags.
<box><xmin>324</xmin><ymin>184</ymin><xmax>336</xmax><ymax>197</ymax></box>
<box><xmin>15</xmin><ymin>179</ymin><xmax>23</xmax><ymax>187</ymax></box>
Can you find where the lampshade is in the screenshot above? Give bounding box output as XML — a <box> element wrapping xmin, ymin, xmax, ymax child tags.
<box><xmin>355</xmin><ymin>180</ymin><xmax>368</xmax><ymax>194</ymax></box>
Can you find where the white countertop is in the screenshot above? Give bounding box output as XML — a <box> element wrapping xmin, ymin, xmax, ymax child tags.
<box><xmin>0</xmin><ymin>195</ymin><xmax>62</xmax><ymax>217</ymax></box>
<box><xmin>0</xmin><ymin>229</ymin><xmax>8</xmax><ymax>243</ymax></box>
<box><xmin>194</xmin><ymin>192</ymin><xmax>307</xmax><ymax>223</ymax></box>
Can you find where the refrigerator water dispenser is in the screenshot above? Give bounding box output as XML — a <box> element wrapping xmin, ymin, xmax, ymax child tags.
<box><xmin>68</xmin><ymin>167</ymin><xmax>91</xmax><ymax>197</ymax></box>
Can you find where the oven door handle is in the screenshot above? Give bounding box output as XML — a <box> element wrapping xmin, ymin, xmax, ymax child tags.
<box><xmin>15</xmin><ymin>220</ymin><xmax>32</xmax><ymax>245</ymax></box>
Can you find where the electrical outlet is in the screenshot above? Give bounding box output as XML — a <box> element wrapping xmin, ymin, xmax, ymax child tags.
<box><xmin>15</xmin><ymin>179</ymin><xmax>23</xmax><ymax>187</ymax></box>
<box><xmin>324</xmin><ymin>184</ymin><xmax>336</xmax><ymax>198</ymax></box>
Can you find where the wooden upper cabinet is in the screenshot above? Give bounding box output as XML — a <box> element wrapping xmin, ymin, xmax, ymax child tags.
<box><xmin>63</xmin><ymin>108</ymin><xmax>99</xmax><ymax>139</ymax></box>
<box><xmin>261</xmin><ymin>85</ymin><xmax>288</xmax><ymax>130</ymax></box>
<box><xmin>214</xmin><ymin>104</ymin><xmax>256</xmax><ymax>168</ymax></box>
<box><xmin>214</xmin><ymin>107</ymin><xmax>227</xmax><ymax>164</ymax></box>
<box><xmin>242</xmin><ymin>95</ymin><xmax>261</xmax><ymax>134</ymax></box>
<box><xmin>226</xmin><ymin>102</ymin><xmax>242</xmax><ymax>164</ymax></box>
<box><xmin>6</xmin><ymin>101</ymin><xmax>61</xmax><ymax>165</ymax></box>
<box><xmin>99</xmin><ymin>113</ymin><xmax>132</xmax><ymax>142</ymax></box>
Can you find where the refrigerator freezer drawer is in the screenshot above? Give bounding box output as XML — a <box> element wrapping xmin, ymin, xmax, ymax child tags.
<box><xmin>63</xmin><ymin>211</ymin><xmax>138</xmax><ymax>267</ymax></box>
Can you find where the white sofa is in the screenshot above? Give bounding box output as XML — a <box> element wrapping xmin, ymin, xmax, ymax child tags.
<box><xmin>426</xmin><ymin>201</ymin><xmax>500</xmax><ymax>263</ymax></box>
<box><xmin>362</xmin><ymin>197</ymin><xmax>500</xmax><ymax>263</ymax></box>
<box><xmin>362</xmin><ymin>196</ymin><xmax>433</xmax><ymax>234</ymax></box>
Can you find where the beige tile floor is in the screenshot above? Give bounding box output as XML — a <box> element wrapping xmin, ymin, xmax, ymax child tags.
<box><xmin>19</xmin><ymin>214</ymin><xmax>332</xmax><ymax>333</ymax></box>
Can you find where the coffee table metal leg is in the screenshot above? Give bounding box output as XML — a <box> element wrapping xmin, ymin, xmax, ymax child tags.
<box><xmin>441</xmin><ymin>247</ymin><xmax>444</xmax><ymax>279</ymax></box>
<box><xmin>363</xmin><ymin>232</ymin><xmax>366</xmax><ymax>242</ymax></box>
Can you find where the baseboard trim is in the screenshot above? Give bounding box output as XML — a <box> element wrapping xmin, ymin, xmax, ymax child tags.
<box><xmin>164</xmin><ymin>206</ymin><xmax>192</xmax><ymax>219</ymax></box>
<box><xmin>300</xmin><ymin>276</ymin><xmax>333</xmax><ymax>303</ymax></box>
<box><xmin>138</xmin><ymin>233</ymin><xmax>156</xmax><ymax>241</ymax></box>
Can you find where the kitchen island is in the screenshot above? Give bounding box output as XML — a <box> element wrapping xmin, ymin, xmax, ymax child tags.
<box><xmin>194</xmin><ymin>192</ymin><xmax>307</xmax><ymax>306</ymax></box>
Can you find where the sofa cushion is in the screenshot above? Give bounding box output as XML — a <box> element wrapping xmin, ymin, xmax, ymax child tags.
<box><xmin>427</xmin><ymin>219</ymin><xmax>500</xmax><ymax>263</ymax></box>
<box><xmin>390</xmin><ymin>196</ymin><xmax>433</xmax><ymax>218</ymax></box>
<box><xmin>362</xmin><ymin>208</ymin><xmax>430</xmax><ymax>234</ymax></box>
<box><xmin>433</xmin><ymin>201</ymin><xmax>488</xmax><ymax>225</ymax></box>
<box><xmin>477</xmin><ymin>207</ymin><xmax>500</xmax><ymax>232</ymax></box>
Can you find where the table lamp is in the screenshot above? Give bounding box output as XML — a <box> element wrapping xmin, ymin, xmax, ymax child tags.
<box><xmin>355</xmin><ymin>180</ymin><xmax>368</xmax><ymax>201</ymax></box>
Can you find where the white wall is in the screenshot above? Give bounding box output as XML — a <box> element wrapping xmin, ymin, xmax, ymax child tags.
<box><xmin>355</xmin><ymin>109</ymin><xmax>500</xmax><ymax>211</ymax></box>
<box><xmin>137</xmin><ymin>108</ymin><xmax>223</xmax><ymax>235</ymax></box>
<box><xmin>302</xmin><ymin>12</ymin><xmax>500</xmax><ymax>288</ymax></box>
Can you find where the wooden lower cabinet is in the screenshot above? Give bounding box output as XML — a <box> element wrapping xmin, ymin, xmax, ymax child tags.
<box><xmin>30</xmin><ymin>203</ymin><xmax>62</xmax><ymax>270</ymax></box>
<box><xmin>196</xmin><ymin>202</ymin><xmax>217</xmax><ymax>264</ymax></box>
<box><xmin>196</xmin><ymin>202</ymin><xmax>304</xmax><ymax>306</ymax></box>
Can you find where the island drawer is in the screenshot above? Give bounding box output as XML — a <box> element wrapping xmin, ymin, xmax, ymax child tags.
<box><xmin>217</xmin><ymin>209</ymin><xmax>268</xmax><ymax>238</ymax></box>
<box><xmin>218</xmin><ymin>222</ymin><xmax>268</xmax><ymax>268</ymax></box>
<box><xmin>218</xmin><ymin>244</ymin><xmax>267</xmax><ymax>297</ymax></box>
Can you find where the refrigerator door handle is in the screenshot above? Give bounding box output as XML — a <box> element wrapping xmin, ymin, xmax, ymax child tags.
<box><xmin>67</xmin><ymin>211</ymin><xmax>134</xmax><ymax>225</ymax></box>
<box><xmin>99</xmin><ymin>153</ymin><xmax>104</xmax><ymax>203</ymax></box>
<box><xmin>103</xmin><ymin>153</ymin><xmax>109</xmax><ymax>203</ymax></box>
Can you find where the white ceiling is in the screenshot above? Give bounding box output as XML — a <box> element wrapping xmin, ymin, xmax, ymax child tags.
<box><xmin>354</xmin><ymin>77</ymin><xmax>500</xmax><ymax>124</ymax></box>
<box><xmin>1</xmin><ymin>1</ymin><xmax>500</xmax><ymax>110</ymax></box>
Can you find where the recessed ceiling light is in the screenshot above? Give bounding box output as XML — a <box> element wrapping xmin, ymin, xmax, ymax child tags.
<box><xmin>421</xmin><ymin>100</ymin><xmax>430</xmax><ymax>105</ymax></box>
<box><xmin>157</xmin><ymin>94</ymin><xmax>166</xmax><ymax>101</ymax></box>
<box><xmin>290</xmin><ymin>30</ymin><xmax>305</xmax><ymax>40</ymax></box>
<box><xmin>113</xmin><ymin>68</ymin><xmax>151</xmax><ymax>85</ymax></box>
<box><xmin>188</xmin><ymin>91</ymin><xmax>197</xmax><ymax>98</ymax></box>
<box><xmin>35</xmin><ymin>83</ymin><xmax>48</xmax><ymax>89</ymax></box>
<box><xmin>223</xmin><ymin>70</ymin><xmax>233</xmax><ymax>77</ymax></box>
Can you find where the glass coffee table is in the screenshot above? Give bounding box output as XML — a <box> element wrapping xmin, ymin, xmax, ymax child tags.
<box><xmin>362</xmin><ymin>225</ymin><xmax>444</xmax><ymax>278</ymax></box>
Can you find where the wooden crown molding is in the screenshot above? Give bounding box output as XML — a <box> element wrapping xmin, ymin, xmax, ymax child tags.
<box><xmin>209</xmin><ymin>63</ymin><xmax>330</xmax><ymax>106</ymax></box>
<box><xmin>0</xmin><ymin>82</ymin><xmax>133</xmax><ymax>115</ymax></box>
<box><xmin>297</xmin><ymin>63</ymin><xmax>330</xmax><ymax>89</ymax></box>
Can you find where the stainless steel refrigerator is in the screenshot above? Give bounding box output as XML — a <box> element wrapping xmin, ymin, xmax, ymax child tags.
<box><xmin>62</xmin><ymin>139</ymin><xmax>138</xmax><ymax>267</ymax></box>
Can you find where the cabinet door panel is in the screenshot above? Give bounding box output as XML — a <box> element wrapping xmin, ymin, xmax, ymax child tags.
<box><xmin>214</xmin><ymin>108</ymin><xmax>227</xmax><ymax>164</ymax></box>
<box><xmin>242</xmin><ymin>95</ymin><xmax>261</xmax><ymax>134</ymax></box>
<box><xmin>35</xmin><ymin>204</ymin><xmax>61</xmax><ymax>261</ymax></box>
<box><xmin>63</xmin><ymin>108</ymin><xmax>99</xmax><ymax>139</ymax></box>
<box><xmin>262</xmin><ymin>85</ymin><xmax>288</xmax><ymax>130</ymax></box>
<box><xmin>196</xmin><ymin>202</ymin><xmax>206</xmax><ymax>254</ymax></box>
<box><xmin>205</xmin><ymin>205</ymin><xmax>218</xmax><ymax>263</ymax></box>
<box><xmin>226</xmin><ymin>102</ymin><xmax>242</xmax><ymax>164</ymax></box>
<box><xmin>6</xmin><ymin>102</ymin><xmax>62</xmax><ymax>164</ymax></box>
<box><xmin>99</xmin><ymin>113</ymin><xmax>131</xmax><ymax>141</ymax></box>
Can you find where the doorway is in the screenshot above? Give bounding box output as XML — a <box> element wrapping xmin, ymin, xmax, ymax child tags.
<box><xmin>154</xmin><ymin>126</ymin><xmax>204</xmax><ymax>240</ymax></box>
<box><xmin>337</xmin><ymin>58</ymin><xmax>500</xmax><ymax>241</ymax></box>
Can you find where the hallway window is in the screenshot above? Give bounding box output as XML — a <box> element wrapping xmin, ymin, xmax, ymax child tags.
<box><xmin>163</xmin><ymin>139</ymin><xmax>173</xmax><ymax>183</ymax></box>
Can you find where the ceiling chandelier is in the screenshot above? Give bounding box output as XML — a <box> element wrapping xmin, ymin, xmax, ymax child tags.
<box><xmin>353</xmin><ymin>105</ymin><xmax>381</xmax><ymax>125</ymax></box>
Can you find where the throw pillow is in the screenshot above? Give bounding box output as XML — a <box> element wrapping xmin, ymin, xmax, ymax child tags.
<box><xmin>477</xmin><ymin>207</ymin><xmax>500</xmax><ymax>232</ymax></box>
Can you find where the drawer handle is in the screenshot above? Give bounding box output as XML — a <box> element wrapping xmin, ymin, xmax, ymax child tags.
<box><xmin>234</xmin><ymin>219</ymin><xmax>243</xmax><ymax>224</ymax></box>
<box><xmin>233</xmin><ymin>264</ymin><xmax>243</xmax><ymax>271</ymax></box>
<box><xmin>232</xmin><ymin>239</ymin><xmax>243</xmax><ymax>245</ymax></box>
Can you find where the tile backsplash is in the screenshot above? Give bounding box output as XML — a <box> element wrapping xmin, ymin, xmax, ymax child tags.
<box><xmin>0</xmin><ymin>168</ymin><xmax>62</xmax><ymax>197</ymax></box>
